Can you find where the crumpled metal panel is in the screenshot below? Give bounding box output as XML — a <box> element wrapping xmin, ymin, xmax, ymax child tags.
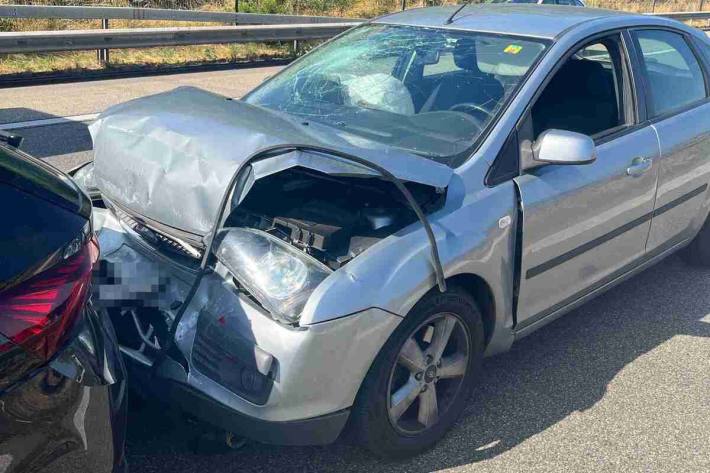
<box><xmin>89</xmin><ymin>86</ymin><xmax>452</xmax><ymax>236</ymax></box>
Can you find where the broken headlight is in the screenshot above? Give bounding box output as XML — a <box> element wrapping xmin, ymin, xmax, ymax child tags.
<box><xmin>213</xmin><ymin>228</ymin><xmax>332</xmax><ymax>322</ymax></box>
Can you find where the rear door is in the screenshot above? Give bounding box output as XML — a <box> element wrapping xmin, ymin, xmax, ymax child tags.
<box><xmin>513</xmin><ymin>33</ymin><xmax>660</xmax><ymax>330</ymax></box>
<box><xmin>629</xmin><ymin>29</ymin><xmax>710</xmax><ymax>253</ymax></box>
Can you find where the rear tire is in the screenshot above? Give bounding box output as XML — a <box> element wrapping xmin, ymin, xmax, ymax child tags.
<box><xmin>349</xmin><ymin>286</ymin><xmax>484</xmax><ymax>459</ymax></box>
<box><xmin>681</xmin><ymin>216</ymin><xmax>710</xmax><ymax>267</ymax></box>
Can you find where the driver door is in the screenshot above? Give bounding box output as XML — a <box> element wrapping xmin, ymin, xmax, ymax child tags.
<box><xmin>513</xmin><ymin>33</ymin><xmax>660</xmax><ymax>331</ymax></box>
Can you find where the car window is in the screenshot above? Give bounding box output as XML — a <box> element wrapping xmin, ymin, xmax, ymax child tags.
<box><xmin>529</xmin><ymin>36</ymin><xmax>628</xmax><ymax>139</ymax></box>
<box><xmin>633</xmin><ymin>29</ymin><xmax>707</xmax><ymax>118</ymax></box>
<box><xmin>246</xmin><ymin>24</ymin><xmax>548</xmax><ymax>166</ymax></box>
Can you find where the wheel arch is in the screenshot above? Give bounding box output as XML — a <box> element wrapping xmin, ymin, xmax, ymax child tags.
<box><xmin>444</xmin><ymin>273</ymin><xmax>497</xmax><ymax>348</ymax></box>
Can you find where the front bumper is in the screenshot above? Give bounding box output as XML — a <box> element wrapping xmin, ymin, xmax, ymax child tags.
<box><xmin>126</xmin><ymin>356</ymin><xmax>349</xmax><ymax>446</ymax></box>
<box><xmin>93</xmin><ymin>208</ymin><xmax>402</xmax><ymax>445</ymax></box>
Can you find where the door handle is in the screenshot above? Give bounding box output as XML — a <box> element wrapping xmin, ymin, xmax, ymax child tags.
<box><xmin>627</xmin><ymin>157</ymin><xmax>652</xmax><ymax>177</ymax></box>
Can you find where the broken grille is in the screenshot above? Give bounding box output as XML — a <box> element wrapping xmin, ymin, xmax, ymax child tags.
<box><xmin>113</xmin><ymin>206</ymin><xmax>203</xmax><ymax>263</ymax></box>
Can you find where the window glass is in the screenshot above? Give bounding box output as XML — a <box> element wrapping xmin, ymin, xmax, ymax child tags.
<box><xmin>246</xmin><ymin>25</ymin><xmax>548</xmax><ymax>165</ymax></box>
<box><xmin>530</xmin><ymin>38</ymin><xmax>626</xmax><ymax>139</ymax></box>
<box><xmin>633</xmin><ymin>30</ymin><xmax>707</xmax><ymax>117</ymax></box>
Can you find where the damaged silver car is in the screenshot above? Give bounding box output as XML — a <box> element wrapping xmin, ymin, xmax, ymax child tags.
<box><xmin>73</xmin><ymin>4</ymin><xmax>710</xmax><ymax>458</ymax></box>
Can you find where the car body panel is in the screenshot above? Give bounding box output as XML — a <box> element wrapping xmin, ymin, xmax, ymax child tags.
<box><xmin>647</xmin><ymin>103</ymin><xmax>710</xmax><ymax>251</ymax></box>
<box><xmin>514</xmin><ymin>126</ymin><xmax>661</xmax><ymax>326</ymax></box>
<box><xmin>179</xmin><ymin>269</ymin><xmax>402</xmax><ymax>422</ymax></box>
<box><xmin>377</xmin><ymin>4</ymin><xmax>617</xmax><ymax>40</ymax></box>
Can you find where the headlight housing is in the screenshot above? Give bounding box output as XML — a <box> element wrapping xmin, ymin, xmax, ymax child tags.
<box><xmin>213</xmin><ymin>228</ymin><xmax>332</xmax><ymax>323</ymax></box>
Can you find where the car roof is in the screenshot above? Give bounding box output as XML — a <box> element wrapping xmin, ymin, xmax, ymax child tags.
<box><xmin>375</xmin><ymin>4</ymin><xmax>639</xmax><ymax>40</ymax></box>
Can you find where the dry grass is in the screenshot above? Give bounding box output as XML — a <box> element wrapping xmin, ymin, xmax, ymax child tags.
<box><xmin>0</xmin><ymin>0</ymin><xmax>708</xmax><ymax>76</ymax></box>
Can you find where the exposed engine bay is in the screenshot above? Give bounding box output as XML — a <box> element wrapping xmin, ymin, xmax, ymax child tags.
<box><xmin>90</xmin><ymin>164</ymin><xmax>446</xmax><ymax>358</ymax></box>
<box><xmin>227</xmin><ymin>167</ymin><xmax>446</xmax><ymax>270</ymax></box>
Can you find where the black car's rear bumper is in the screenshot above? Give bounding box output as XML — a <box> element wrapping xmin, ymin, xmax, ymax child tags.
<box><xmin>0</xmin><ymin>305</ymin><xmax>128</xmax><ymax>473</ymax></box>
<box><xmin>125</xmin><ymin>356</ymin><xmax>349</xmax><ymax>446</ymax></box>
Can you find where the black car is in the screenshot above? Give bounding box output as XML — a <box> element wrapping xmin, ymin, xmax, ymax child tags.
<box><xmin>0</xmin><ymin>131</ymin><xmax>127</xmax><ymax>473</ymax></box>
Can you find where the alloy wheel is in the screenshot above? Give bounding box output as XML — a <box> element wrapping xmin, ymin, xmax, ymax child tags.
<box><xmin>386</xmin><ymin>312</ymin><xmax>470</xmax><ymax>435</ymax></box>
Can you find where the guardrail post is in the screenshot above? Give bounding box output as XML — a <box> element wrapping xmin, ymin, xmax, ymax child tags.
<box><xmin>96</xmin><ymin>18</ymin><xmax>109</xmax><ymax>66</ymax></box>
<box><xmin>402</xmin><ymin>0</ymin><xmax>406</xmax><ymax>10</ymax></box>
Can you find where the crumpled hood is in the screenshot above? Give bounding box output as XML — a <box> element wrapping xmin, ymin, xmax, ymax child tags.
<box><xmin>89</xmin><ymin>86</ymin><xmax>453</xmax><ymax>237</ymax></box>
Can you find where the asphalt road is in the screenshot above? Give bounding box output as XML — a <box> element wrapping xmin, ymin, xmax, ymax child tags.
<box><xmin>0</xmin><ymin>66</ymin><xmax>284</xmax><ymax>172</ymax></box>
<box><xmin>1</xmin><ymin>68</ymin><xmax>709</xmax><ymax>473</ymax></box>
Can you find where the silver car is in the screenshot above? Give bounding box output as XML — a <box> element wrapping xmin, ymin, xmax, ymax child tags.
<box><xmin>73</xmin><ymin>4</ymin><xmax>710</xmax><ymax>457</ymax></box>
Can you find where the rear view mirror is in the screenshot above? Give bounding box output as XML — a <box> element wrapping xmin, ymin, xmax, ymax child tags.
<box><xmin>416</xmin><ymin>48</ymin><xmax>441</xmax><ymax>65</ymax></box>
<box><xmin>533</xmin><ymin>129</ymin><xmax>596</xmax><ymax>165</ymax></box>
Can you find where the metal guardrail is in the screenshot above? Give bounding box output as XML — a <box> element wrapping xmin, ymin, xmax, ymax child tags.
<box><xmin>0</xmin><ymin>5</ymin><xmax>362</xmax><ymax>64</ymax></box>
<box><xmin>652</xmin><ymin>11</ymin><xmax>710</xmax><ymax>21</ymax></box>
<box><xmin>0</xmin><ymin>5</ymin><xmax>360</xmax><ymax>25</ymax></box>
<box><xmin>0</xmin><ymin>23</ymin><xmax>355</xmax><ymax>54</ymax></box>
<box><xmin>0</xmin><ymin>5</ymin><xmax>706</xmax><ymax>59</ymax></box>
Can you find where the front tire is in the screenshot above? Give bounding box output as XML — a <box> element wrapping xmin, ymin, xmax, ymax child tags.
<box><xmin>681</xmin><ymin>216</ymin><xmax>710</xmax><ymax>267</ymax></box>
<box><xmin>349</xmin><ymin>286</ymin><xmax>484</xmax><ymax>458</ymax></box>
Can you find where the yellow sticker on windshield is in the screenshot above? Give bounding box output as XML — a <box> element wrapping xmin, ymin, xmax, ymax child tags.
<box><xmin>504</xmin><ymin>44</ymin><xmax>523</xmax><ymax>55</ymax></box>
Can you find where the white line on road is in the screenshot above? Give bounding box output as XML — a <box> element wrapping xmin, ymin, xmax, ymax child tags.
<box><xmin>0</xmin><ymin>112</ymin><xmax>98</xmax><ymax>131</ymax></box>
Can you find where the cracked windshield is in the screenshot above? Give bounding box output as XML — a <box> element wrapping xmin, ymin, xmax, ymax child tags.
<box><xmin>246</xmin><ymin>24</ymin><xmax>548</xmax><ymax>165</ymax></box>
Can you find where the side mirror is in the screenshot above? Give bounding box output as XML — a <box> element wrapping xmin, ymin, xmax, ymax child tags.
<box><xmin>533</xmin><ymin>129</ymin><xmax>596</xmax><ymax>166</ymax></box>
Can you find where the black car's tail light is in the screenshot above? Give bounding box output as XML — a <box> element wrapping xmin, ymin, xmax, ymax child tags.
<box><xmin>0</xmin><ymin>234</ymin><xmax>99</xmax><ymax>361</ymax></box>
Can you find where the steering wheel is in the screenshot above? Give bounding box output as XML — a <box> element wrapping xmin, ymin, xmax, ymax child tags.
<box><xmin>448</xmin><ymin>102</ymin><xmax>494</xmax><ymax>119</ymax></box>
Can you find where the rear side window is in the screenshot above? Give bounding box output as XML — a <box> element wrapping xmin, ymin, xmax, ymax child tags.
<box><xmin>632</xmin><ymin>29</ymin><xmax>707</xmax><ymax>117</ymax></box>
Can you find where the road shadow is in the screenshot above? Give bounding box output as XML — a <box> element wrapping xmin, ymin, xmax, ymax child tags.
<box><xmin>124</xmin><ymin>254</ymin><xmax>710</xmax><ymax>472</ymax></box>
<box><xmin>0</xmin><ymin>107</ymin><xmax>57</xmax><ymax>125</ymax></box>
<box><xmin>0</xmin><ymin>108</ymin><xmax>93</xmax><ymax>160</ymax></box>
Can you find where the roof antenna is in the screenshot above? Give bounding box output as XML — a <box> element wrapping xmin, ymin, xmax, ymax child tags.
<box><xmin>445</xmin><ymin>1</ymin><xmax>471</xmax><ymax>25</ymax></box>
